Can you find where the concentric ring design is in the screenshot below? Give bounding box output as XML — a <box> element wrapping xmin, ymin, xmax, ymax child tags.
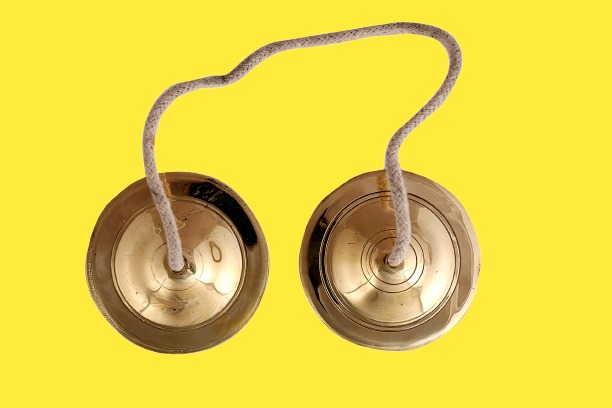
<box><xmin>300</xmin><ymin>170</ymin><xmax>480</xmax><ymax>350</ymax></box>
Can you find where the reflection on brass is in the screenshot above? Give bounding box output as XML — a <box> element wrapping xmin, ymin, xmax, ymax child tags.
<box><xmin>87</xmin><ymin>173</ymin><xmax>268</xmax><ymax>353</ymax></box>
<box><xmin>300</xmin><ymin>171</ymin><xmax>480</xmax><ymax>350</ymax></box>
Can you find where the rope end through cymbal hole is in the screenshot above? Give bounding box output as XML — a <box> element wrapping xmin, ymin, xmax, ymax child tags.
<box><xmin>167</xmin><ymin>254</ymin><xmax>195</xmax><ymax>278</ymax></box>
<box><xmin>382</xmin><ymin>253</ymin><xmax>405</xmax><ymax>273</ymax></box>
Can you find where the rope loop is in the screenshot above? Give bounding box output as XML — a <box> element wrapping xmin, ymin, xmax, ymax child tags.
<box><xmin>142</xmin><ymin>22</ymin><xmax>462</xmax><ymax>271</ymax></box>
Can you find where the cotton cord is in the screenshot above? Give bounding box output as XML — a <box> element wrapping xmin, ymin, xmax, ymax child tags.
<box><xmin>142</xmin><ymin>22</ymin><xmax>462</xmax><ymax>272</ymax></box>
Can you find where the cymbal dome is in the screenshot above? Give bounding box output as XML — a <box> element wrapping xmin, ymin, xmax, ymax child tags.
<box><xmin>113</xmin><ymin>199</ymin><xmax>245</xmax><ymax>329</ymax></box>
<box><xmin>325</xmin><ymin>195</ymin><xmax>458</xmax><ymax>328</ymax></box>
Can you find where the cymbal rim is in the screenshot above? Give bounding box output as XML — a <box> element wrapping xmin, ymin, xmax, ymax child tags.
<box><xmin>299</xmin><ymin>170</ymin><xmax>480</xmax><ymax>351</ymax></box>
<box><xmin>87</xmin><ymin>172</ymin><xmax>268</xmax><ymax>353</ymax></box>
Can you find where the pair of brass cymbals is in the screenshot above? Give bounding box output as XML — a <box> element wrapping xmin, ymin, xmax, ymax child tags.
<box><xmin>86</xmin><ymin>22</ymin><xmax>479</xmax><ymax>353</ymax></box>
<box><xmin>86</xmin><ymin>170</ymin><xmax>479</xmax><ymax>352</ymax></box>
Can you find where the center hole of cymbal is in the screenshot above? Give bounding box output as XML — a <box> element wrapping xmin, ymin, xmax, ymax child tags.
<box><xmin>168</xmin><ymin>253</ymin><xmax>196</xmax><ymax>278</ymax></box>
<box><xmin>381</xmin><ymin>254</ymin><xmax>405</xmax><ymax>274</ymax></box>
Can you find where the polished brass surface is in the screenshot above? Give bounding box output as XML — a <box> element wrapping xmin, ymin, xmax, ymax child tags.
<box><xmin>87</xmin><ymin>173</ymin><xmax>268</xmax><ymax>353</ymax></box>
<box><xmin>300</xmin><ymin>171</ymin><xmax>479</xmax><ymax>350</ymax></box>
<box><xmin>113</xmin><ymin>200</ymin><xmax>244</xmax><ymax>328</ymax></box>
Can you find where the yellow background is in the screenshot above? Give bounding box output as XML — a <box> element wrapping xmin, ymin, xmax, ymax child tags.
<box><xmin>1</xmin><ymin>1</ymin><xmax>610</xmax><ymax>406</ymax></box>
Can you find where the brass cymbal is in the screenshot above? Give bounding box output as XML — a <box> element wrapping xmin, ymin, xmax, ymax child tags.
<box><xmin>300</xmin><ymin>170</ymin><xmax>479</xmax><ymax>350</ymax></box>
<box><xmin>86</xmin><ymin>172</ymin><xmax>268</xmax><ymax>353</ymax></box>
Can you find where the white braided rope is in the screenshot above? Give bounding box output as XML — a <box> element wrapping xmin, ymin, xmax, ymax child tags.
<box><xmin>143</xmin><ymin>22</ymin><xmax>462</xmax><ymax>271</ymax></box>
